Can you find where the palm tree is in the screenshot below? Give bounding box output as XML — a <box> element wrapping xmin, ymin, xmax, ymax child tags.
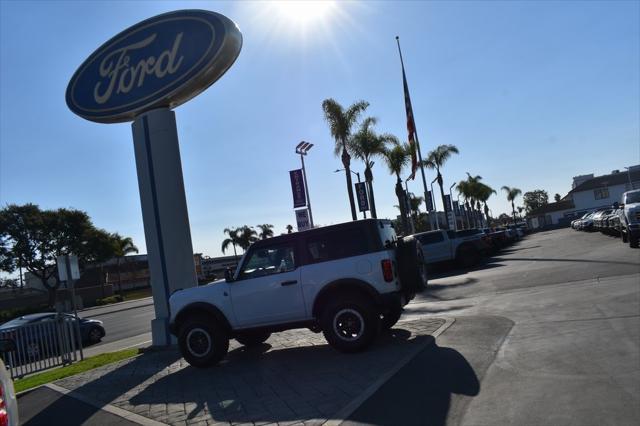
<box><xmin>477</xmin><ymin>183</ymin><xmax>496</xmax><ymax>227</ymax></box>
<box><xmin>501</xmin><ymin>186</ymin><xmax>522</xmax><ymax>224</ymax></box>
<box><xmin>382</xmin><ymin>144</ymin><xmax>411</xmax><ymax>233</ymax></box>
<box><xmin>113</xmin><ymin>235</ymin><xmax>138</xmax><ymax>298</ymax></box>
<box><xmin>286</xmin><ymin>224</ymin><xmax>293</xmax><ymax>234</ymax></box>
<box><xmin>457</xmin><ymin>173</ymin><xmax>484</xmax><ymax>228</ymax></box>
<box><xmin>221</xmin><ymin>227</ymin><xmax>241</xmax><ymax>259</ymax></box>
<box><xmin>456</xmin><ymin>179</ymin><xmax>473</xmax><ymax>229</ymax></box>
<box><xmin>517</xmin><ymin>206</ymin><xmax>525</xmax><ymax>220</ymax></box>
<box><xmin>256</xmin><ymin>224</ymin><xmax>274</xmax><ymax>240</ymax></box>
<box><xmin>237</xmin><ymin>226</ymin><xmax>258</xmax><ymax>251</ymax></box>
<box><xmin>322</xmin><ymin>98</ymin><xmax>369</xmax><ymax>221</ymax></box>
<box><xmin>349</xmin><ymin>117</ymin><xmax>399</xmax><ymax>218</ymax></box>
<box><xmin>423</xmin><ymin>144</ymin><xmax>459</xmax><ymax>229</ymax></box>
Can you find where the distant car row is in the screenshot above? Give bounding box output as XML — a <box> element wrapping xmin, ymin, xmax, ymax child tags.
<box><xmin>571</xmin><ymin>189</ymin><xmax>640</xmax><ymax>248</ymax></box>
<box><xmin>412</xmin><ymin>223</ymin><xmax>527</xmax><ymax>268</ymax></box>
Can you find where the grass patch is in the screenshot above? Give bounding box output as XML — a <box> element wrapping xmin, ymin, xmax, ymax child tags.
<box><xmin>14</xmin><ymin>348</ymin><xmax>140</xmax><ymax>393</ymax></box>
<box><xmin>122</xmin><ymin>287</ymin><xmax>152</xmax><ymax>301</ymax></box>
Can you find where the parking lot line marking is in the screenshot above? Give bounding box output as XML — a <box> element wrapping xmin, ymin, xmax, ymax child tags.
<box><xmin>46</xmin><ymin>383</ymin><xmax>168</xmax><ymax>426</ymax></box>
<box><xmin>323</xmin><ymin>317</ymin><xmax>456</xmax><ymax>426</ymax></box>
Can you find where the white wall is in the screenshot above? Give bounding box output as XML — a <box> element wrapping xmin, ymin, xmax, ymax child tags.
<box><xmin>571</xmin><ymin>182</ymin><xmax>634</xmax><ymax>211</ymax></box>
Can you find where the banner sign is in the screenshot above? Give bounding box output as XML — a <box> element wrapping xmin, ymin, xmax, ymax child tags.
<box><xmin>295</xmin><ymin>209</ymin><xmax>311</xmax><ymax>231</ymax></box>
<box><xmin>355</xmin><ymin>182</ymin><xmax>369</xmax><ymax>212</ymax></box>
<box><xmin>289</xmin><ymin>169</ymin><xmax>306</xmax><ymax>208</ymax></box>
<box><xmin>66</xmin><ymin>10</ymin><xmax>243</xmax><ymax>124</ymax></box>
<box><xmin>452</xmin><ymin>200</ymin><xmax>460</xmax><ymax>215</ymax></box>
<box><xmin>425</xmin><ymin>190</ymin><xmax>434</xmax><ymax>212</ymax></box>
<box><xmin>444</xmin><ymin>194</ymin><xmax>452</xmax><ymax>211</ymax></box>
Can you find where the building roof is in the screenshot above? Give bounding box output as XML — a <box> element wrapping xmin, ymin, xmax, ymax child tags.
<box><xmin>527</xmin><ymin>200</ymin><xmax>575</xmax><ymax>216</ymax></box>
<box><xmin>567</xmin><ymin>168</ymin><xmax>640</xmax><ymax>195</ymax></box>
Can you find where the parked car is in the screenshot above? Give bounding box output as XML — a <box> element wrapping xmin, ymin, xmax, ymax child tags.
<box><xmin>169</xmin><ymin>219</ymin><xmax>427</xmax><ymax>368</ymax></box>
<box><xmin>0</xmin><ymin>339</ymin><xmax>18</xmax><ymax>426</ymax></box>
<box><xmin>578</xmin><ymin>211</ymin><xmax>597</xmax><ymax>231</ymax></box>
<box><xmin>0</xmin><ymin>313</ymin><xmax>105</xmax><ymax>361</ymax></box>
<box><xmin>602</xmin><ymin>209</ymin><xmax>621</xmax><ymax>236</ymax></box>
<box><xmin>414</xmin><ymin>229</ymin><xmax>488</xmax><ymax>267</ymax></box>
<box><xmin>617</xmin><ymin>189</ymin><xmax>640</xmax><ymax>248</ymax></box>
<box><xmin>592</xmin><ymin>209</ymin><xmax>613</xmax><ymax>231</ymax></box>
<box><xmin>572</xmin><ymin>212</ymin><xmax>592</xmax><ymax>229</ymax></box>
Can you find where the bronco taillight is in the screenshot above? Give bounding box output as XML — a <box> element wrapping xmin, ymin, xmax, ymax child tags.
<box><xmin>0</xmin><ymin>382</ymin><xmax>7</xmax><ymax>426</ymax></box>
<box><xmin>381</xmin><ymin>259</ymin><xmax>394</xmax><ymax>282</ymax></box>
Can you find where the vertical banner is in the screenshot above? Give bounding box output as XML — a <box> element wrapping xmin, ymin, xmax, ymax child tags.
<box><xmin>295</xmin><ymin>208</ymin><xmax>311</xmax><ymax>231</ymax></box>
<box><xmin>355</xmin><ymin>182</ymin><xmax>369</xmax><ymax>212</ymax></box>
<box><xmin>453</xmin><ymin>200</ymin><xmax>460</xmax><ymax>215</ymax></box>
<box><xmin>289</xmin><ymin>169</ymin><xmax>306</xmax><ymax>208</ymax></box>
<box><xmin>425</xmin><ymin>190</ymin><xmax>434</xmax><ymax>212</ymax></box>
<box><xmin>444</xmin><ymin>194</ymin><xmax>452</xmax><ymax>211</ymax></box>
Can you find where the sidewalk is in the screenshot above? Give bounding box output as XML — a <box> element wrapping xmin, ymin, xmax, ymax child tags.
<box><xmin>19</xmin><ymin>318</ymin><xmax>449</xmax><ymax>426</ymax></box>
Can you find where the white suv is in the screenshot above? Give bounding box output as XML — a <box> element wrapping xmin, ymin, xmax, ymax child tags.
<box><xmin>169</xmin><ymin>219</ymin><xmax>427</xmax><ymax>367</ymax></box>
<box><xmin>618</xmin><ymin>189</ymin><xmax>640</xmax><ymax>248</ymax></box>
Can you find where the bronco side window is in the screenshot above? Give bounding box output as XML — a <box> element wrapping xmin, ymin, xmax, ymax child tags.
<box><xmin>237</xmin><ymin>244</ymin><xmax>296</xmax><ymax>280</ymax></box>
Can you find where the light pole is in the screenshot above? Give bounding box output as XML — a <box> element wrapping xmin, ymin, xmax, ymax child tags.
<box><xmin>449</xmin><ymin>182</ymin><xmax>457</xmax><ymax>231</ymax></box>
<box><xmin>430</xmin><ymin>177</ymin><xmax>439</xmax><ymax>230</ymax></box>
<box><xmin>335</xmin><ymin>169</ymin><xmax>366</xmax><ymax>219</ymax></box>
<box><xmin>296</xmin><ymin>141</ymin><xmax>314</xmax><ymax>228</ymax></box>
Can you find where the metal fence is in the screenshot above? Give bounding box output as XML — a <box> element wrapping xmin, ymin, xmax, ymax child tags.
<box><xmin>0</xmin><ymin>315</ymin><xmax>83</xmax><ymax>379</ymax></box>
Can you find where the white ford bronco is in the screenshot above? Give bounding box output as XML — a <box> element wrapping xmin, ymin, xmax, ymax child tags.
<box><xmin>169</xmin><ymin>219</ymin><xmax>427</xmax><ymax>367</ymax></box>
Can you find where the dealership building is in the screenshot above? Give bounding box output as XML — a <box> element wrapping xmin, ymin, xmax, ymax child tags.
<box><xmin>527</xmin><ymin>165</ymin><xmax>640</xmax><ymax>228</ymax></box>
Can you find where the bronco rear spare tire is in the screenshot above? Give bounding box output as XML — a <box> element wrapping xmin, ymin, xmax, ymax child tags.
<box><xmin>396</xmin><ymin>236</ymin><xmax>428</xmax><ymax>292</ymax></box>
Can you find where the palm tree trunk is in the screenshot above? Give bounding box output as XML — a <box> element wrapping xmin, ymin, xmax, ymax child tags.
<box><xmin>436</xmin><ymin>172</ymin><xmax>450</xmax><ymax>229</ymax></box>
<box><xmin>365</xmin><ymin>166</ymin><xmax>377</xmax><ymax>219</ymax></box>
<box><xmin>395</xmin><ymin>177</ymin><xmax>409</xmax><ymax>234</ymax></box>
<box><xmin>512</xmin><ymin>201</ymin><xmax>516</xmax><ymax>224</ymax></box>
<box><xmin>342</xmin><ymin>147</ymin><xmax>357</xmax><ymax>221</ymax></box>
<box><xmin>117</xmin><ymin>257</ymin><xmax>123</xmax><ymax>298</ymax></box>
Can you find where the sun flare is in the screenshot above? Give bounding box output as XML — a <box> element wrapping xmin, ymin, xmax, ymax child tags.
<box><xmin>271</xmin><ymin>1</ymin><xmax>336</xmax><ymax>26</ymax></box>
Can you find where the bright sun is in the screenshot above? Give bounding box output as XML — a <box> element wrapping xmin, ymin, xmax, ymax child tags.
<box><xmin>272</xmin><ymin>1</ymin><xmax>336</xmax><ymax>26</ymax></box>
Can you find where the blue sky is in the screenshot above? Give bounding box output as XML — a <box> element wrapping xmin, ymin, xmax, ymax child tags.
<box><xmin>1</xmin><ymin>0</ymin><xmax>638</xmax><ymax>257</ymax></box>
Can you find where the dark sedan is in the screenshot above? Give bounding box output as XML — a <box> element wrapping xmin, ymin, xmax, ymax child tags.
<box><xmin>0</xmin><ymin>313</ymin><xmax>105</xmax><ymax>347</ymax></box>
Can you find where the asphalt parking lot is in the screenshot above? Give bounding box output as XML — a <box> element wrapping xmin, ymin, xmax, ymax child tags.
<box><xmin>20</xmin><ymin>228</ymin><xmax>640</xmax><ymax>425</ymax></box>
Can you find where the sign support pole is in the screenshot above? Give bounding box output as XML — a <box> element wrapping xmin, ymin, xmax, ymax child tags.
<box><xmin>131</xmin><ymin>108</ymin><xmax>198</xmax><ymax>346</ymax></box>
<box><xmin>300</xmin><ymin>153</ymin><xmax>314</xmax><ymax>228</ymax></box>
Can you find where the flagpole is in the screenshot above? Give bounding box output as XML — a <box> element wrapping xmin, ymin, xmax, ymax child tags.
<box><xmin>395</xmin><ymin>36</ymin><xmax>430</xmax><ymax>218</ymax></box>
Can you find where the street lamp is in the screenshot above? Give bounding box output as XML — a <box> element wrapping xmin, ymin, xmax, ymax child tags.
<box><xmin>334</xmin><ymin>169</ymin><xmax>366</xmax><ymax>219</ymax></box>
<box><xmin>430</xmin><ymin>176</ymin><xmax>439</xmax><ymax>230</ymax></box>
<box><xmin>296</xmin><ymin>141</ymin><xmax>314</xmax><ymax>228</ymax></box>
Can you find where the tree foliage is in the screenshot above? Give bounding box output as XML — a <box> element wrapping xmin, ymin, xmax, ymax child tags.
<box><xmin>523</xmin><ymin>190</ymin><xmax>549</xmax><ymax>213</ymax></box>
<box><xmin>0</xmin><ymin>204</ymin><xmax>134</xmax><ymax>305</ymax></box>
<box><xmin>256</xmin><ymin>224</ymin><xmax>274</xmax><ymax>240</ymax></box>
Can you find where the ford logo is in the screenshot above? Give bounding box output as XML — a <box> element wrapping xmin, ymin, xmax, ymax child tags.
<box><xmin>66</xmin><ymin>10</ymin><xmax>242</xmax><ymax>124</ymax></box>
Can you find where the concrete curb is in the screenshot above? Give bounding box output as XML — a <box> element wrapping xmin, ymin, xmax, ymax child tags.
<box><xmin>323</xmin><ymin>317</ymin><xmax>456</xmax><ymax>426</ymax></box>
<box><xmin>45</xmin><ymin>383</ymin><xmax>168</xmax><ymax>426</ymax></box>
<box><xmin>80</xmin><ymin>297</ymin><xmax>152</xmax><ymax>314</ymax></box>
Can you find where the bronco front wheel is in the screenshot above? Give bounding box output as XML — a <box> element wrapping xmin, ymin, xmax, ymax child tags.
<box><xmin>178</xmin><ymin>315</ymin><xmax>229</xmax><ymax>368</ymax></box>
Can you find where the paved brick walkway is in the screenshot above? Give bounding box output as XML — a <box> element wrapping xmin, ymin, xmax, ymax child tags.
<box><xmin>55</xmin><ymin>318</ymin><xmax>445</xmax><ymax>426</ymax></box>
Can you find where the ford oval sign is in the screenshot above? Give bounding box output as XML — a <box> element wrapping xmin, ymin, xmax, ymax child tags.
<box><xmin>66</xmin><ymin>10</ymin><xmax>242</xmax><ymax>123</ymax></box>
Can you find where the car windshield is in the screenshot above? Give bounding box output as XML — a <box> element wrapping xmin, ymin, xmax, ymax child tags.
<box><xmin>624</xmin><ymin>192</ymin><xmax>640</xmax><ymax>204</ymax></box>
<box><xmin>0</xmin><ymin>317</ymin><xmax>31</xmax><ymax>328</ymax></box>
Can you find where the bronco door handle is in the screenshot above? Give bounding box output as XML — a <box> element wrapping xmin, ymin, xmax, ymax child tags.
<box><xmin>281</xmin><ymin>280</ymin><xmax>298</xmax><ymax>286</ymax></box>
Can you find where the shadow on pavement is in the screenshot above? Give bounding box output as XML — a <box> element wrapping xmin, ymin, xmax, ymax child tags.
<box><xmin>22</xmin><ymin>350</ymin><xmax>181</xmax><ymax>426</ymax></box>
<box><xmin>344</xmin><ymin>342</ymin><xmax>479</xmax><ymax>426</ymax></box>
<box><xmin>127</xmin><ymin>329</ymin><xmax>422</xmax><ymax>424</ymax></box>
<box><xmin>502</xmin><ymin>257</ymin><xmax>639</xmax><ymax>266</ymax></box>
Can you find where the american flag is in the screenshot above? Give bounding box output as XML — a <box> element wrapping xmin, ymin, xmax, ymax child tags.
<box><xmin>402</xmin><ymin>65</ymin><xmax>418</xmax><ymax>180</ymax></box>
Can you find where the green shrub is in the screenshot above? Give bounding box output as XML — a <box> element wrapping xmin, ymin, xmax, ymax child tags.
<box><xmin>0</xmin><ymin>304</ymin><xmax>53</xmax><ymax>323</ymax></box>
<box><xmin>94</xmin><ymin>295</ymin><xmax>124</xmax><ymax>306</ymax></box>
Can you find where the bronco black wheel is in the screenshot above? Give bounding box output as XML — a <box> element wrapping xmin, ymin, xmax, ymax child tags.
<box><xmin>321</xmin><ymin>296</ymin><xmax>379</xmax><ymax>353</ymax></box>
<box><xmin>178</xmin><ymin>315</ymin><xmax>229</xmax><ymax>368</ymax></box>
